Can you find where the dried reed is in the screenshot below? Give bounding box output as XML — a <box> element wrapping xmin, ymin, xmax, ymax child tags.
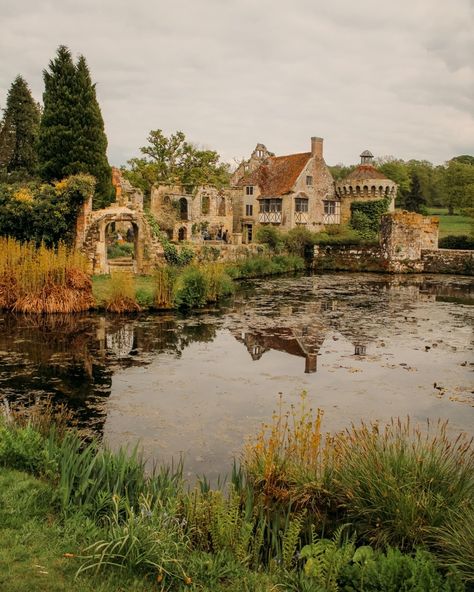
<box><xmin>105</xmin><ymin>271</ymin><xmax>141</xmax><ymax>313</ymax></box>
<box><xmin>0</xmin><ymin>237</ymin><xmax>94</xmax><ymax>313</ymax></box>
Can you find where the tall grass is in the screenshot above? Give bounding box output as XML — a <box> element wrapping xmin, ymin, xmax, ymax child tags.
<box><xmin>105</xmin><ymin>271</ymin><xmax>141</xmax><ymax>313</ymax></box>
<box><xmin>0</xmin><ymin>237</ymin><xmax>93</xmax><ymax>313</ymax></box>
<box><xmin>153</xmin><ymin>266</ymin><xmax>176</xmax><ymax>309</ymax></box>
<box><xmin>332</xmin><ymin>418</ymin><xmax>474</xmax><ymax>549</ymax></box>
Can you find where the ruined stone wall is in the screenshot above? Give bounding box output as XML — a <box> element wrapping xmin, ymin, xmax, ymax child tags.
<box><xmin>313</xmin><ymin>244</ymin><xmax>386</xmax><ymax>272</ymax></box>
<box><xmin>74</xmin><ymin>195</ymin><xmax>93</xmax><ymax>250</ymax></box>
<box><xmin>192</xmin><ymin>242</ymin><xmax>266</xmax><ymax>263</ymax></box>
<box><xmin>421</xmin><ymin>249</ymin><xmax>474</xmax><ymax>275</ymax></box>
<box><xmin>380</xmin><ymin>211</ymin><xmax>439</xmax><ymax>261</ymax></box>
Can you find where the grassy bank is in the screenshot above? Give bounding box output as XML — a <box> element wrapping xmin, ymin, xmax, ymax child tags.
<box><xmin>0</xmin><ymin>397</ymin><xmax>472</xmax><ymax>591</ymax></box>
<box><xmin>428</xmin><ymin>208</ymin><xmax>473</xmax><ymax>238</ymax></box>
<box><xmin>92</xmin><ymin>254</ymin><xmax>305</xmax><ymax>312</ymax></box>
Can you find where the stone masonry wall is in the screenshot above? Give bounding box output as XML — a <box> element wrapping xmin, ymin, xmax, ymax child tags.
<box><xmin>380</xmin><ymin>211</ymin><xmax>439</xmax><ymax>261</ymax></box>
<box><xmin>313</xmin><ymin>244</ymin><xmax>386</xmax><ymax>272</ymax></box>
<box><xmin>422</xmin><ymin>249</ymin><xmax>474</xmax><ymax>275</ymax></box>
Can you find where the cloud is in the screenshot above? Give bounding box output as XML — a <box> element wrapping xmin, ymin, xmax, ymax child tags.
<box><xmin>0</xmin><ymin>0</ymin><xmax>472</xmax><ymax>166</ymax></box>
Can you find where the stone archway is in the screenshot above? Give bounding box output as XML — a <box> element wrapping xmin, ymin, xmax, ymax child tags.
<box><xmin>78</xmin><ymin>205</ymin><xmax>164</xmax><ymax>274</ymax></box>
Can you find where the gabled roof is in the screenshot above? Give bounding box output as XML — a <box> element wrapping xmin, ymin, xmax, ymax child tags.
<box><xmin>236</xmin><ymin>152</ymin><xmax>312</xmax><ymax>197</ymax></box>
<box><xmin>343</xmin><ymin>164</ymin><xmax>389</xmax><ymax>182</ymax></box>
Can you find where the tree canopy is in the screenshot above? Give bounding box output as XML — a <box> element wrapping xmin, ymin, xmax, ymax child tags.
<box><xmin>122</xmin><ymin>129</ymin><xmax>230</xmax><ymax>195</ymax></box>
<box><xmin>0</xmin><ymin>75</ymin><xmax>41</xmax><ymax>178</ymax></box>
<box><xmin>38</xmin><ymin>46</ymin><xmax>112</xmax><ymax>205</ymax></box>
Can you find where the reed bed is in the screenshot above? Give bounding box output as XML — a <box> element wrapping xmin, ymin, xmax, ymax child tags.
<box><xmin>105</xmin><ymin>271</ymin><xmax>141</xmax><ymax>313</ymax></box>
<box><xmin>0</xmin><ymin>237</ymin><xmax>94</xmax><ymax>313</ymax></box>
<box><xmin>153</xmin><ymin>266</ymin><xmax>176</xmax><ymax>309</ymax></box>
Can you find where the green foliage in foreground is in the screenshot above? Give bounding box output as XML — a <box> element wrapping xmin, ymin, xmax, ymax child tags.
<box><xmin>0</xmin><ymin>403</ymin><xmax>472</xmax><ymax>590</ymax></box>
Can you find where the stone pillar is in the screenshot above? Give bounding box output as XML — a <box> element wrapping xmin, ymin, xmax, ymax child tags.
<box><xmin>75</xmin><ymin>194</ymin><xmax>92</xmax><ymax>249</ymax></box>
<box><xmin>232</xmin><ymin>232</ymin><xmax>243</xmax><ymax>245</ymax></box>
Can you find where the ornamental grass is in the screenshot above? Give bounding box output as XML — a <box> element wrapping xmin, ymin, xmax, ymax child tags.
<box><xmin>105</xmin><ymin>271</ymin><xmax>141</xmax><ymax>313</ymax></box>
<box><xmin>0</xmin><ymin>237</ymin><xmax>94</xmax><ymax>313</ymax></box>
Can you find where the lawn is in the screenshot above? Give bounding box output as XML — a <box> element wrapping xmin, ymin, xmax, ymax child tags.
<box><xmin>427</xmin><ymin>208</ymin><xmax>473</xmax><ymax>238</ymax></box>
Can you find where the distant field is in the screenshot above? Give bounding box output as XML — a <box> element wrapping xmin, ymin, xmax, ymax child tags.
<box><xmin>427</xmin><ymin>208</ymin><xmax>473</xmax><ymax>238</ymax></box>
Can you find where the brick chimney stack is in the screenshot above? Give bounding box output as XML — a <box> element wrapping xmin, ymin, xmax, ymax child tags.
<box><xmin>311</xmin><ymin>137</ymin><xmax>324</xmax><ymax>159</ymax></box>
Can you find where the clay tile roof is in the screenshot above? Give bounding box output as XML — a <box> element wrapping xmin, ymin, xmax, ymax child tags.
<box><xmin>249</xmin><ymin>152</ymin><xmax>311</xmax><ymax>197</ymax></box>
<box><xmin>343</xmin><ymin>164</ymin><xmax>389</xmax><ymax>182</ymax></box>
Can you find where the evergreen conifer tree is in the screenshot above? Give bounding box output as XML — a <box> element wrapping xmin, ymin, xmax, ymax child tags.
<box><xmin>405</xmin><ymin>173</ymin><xmax>426</xmax><ymax>213</ymax></box>
<box><xmin>0</xmin><ymin>75</ymin><xmax>40</xmax><ymax>176</ymax></box>
<box><xmin>38</xmin><ymin>46</ymin><xmax>112</xmax><ymax>204</ymax></box>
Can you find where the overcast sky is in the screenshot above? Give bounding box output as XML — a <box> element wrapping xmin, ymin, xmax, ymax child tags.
<box><xmin>1</xmin><ymin>0</ymin><xmax>473</xmax><ymax>167</ymax></box>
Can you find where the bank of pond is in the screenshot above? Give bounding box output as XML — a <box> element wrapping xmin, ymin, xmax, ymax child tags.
<box><xmin>0</xmin><ymin>396</ymin><xmax>473</xmax><ymax>591</ymax></box>
<box><xmin>0</xmin><ymin>237</ymin><xmax>306</xmax><ymax>314</ymax></box>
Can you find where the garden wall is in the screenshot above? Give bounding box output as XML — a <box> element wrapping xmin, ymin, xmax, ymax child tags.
<box><xmin>421</xmin><ymin>249</ymin><xmax>474</xmax><ymax>275</ymax></box>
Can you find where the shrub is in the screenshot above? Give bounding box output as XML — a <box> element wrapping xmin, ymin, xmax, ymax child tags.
<box><xmin>173</xmin><ymin>266</ymin><xmax>208</xmax><ymax>308</ymax></box>
<box><xmin>107</xmin><ymin>242</ymin><xmax>134</xmax><ymax>259</ymax></box>
<box><xmin>284</xmin><ymin>227</ymin><xmax>317</xmax><ymax>258</ymax></box>
<box><xmin>350</xmin><ymin>210</ymin><xmax>377</xmax><ymax>240</ymax></box>
<box><xmin>438</xmin><ymin>235</ymin><xmax>474</xmax><ymax>250</ymax></box>
<box><xmin>163</xmin><ymin>242</ymin><xmax>195</xmax><ymax>266</ymax></box>
<box><xmin>201</xmin><ymin>263</ymin><xmax>234</xmax><ymax>302</ymax></box>
<box><xmin>255</xmin><ymin>226</ymin><xmax>284</xmax><ymax>251</ymax></box>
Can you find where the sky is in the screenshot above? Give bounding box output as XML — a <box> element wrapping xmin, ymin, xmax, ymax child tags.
<box><xmin>1</xmin><ymin>0</ymin><xmax>473</xmax><ymax>168</ymax></box>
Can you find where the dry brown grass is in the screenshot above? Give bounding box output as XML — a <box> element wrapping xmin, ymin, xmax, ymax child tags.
<box><xmin>0</xmin><ymin>238</ymin><xmax>94</xmax><ymax>313</ymax></box>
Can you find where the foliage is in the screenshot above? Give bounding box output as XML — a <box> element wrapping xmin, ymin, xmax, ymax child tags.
<box><xmin>0</xmin><ymin>75</ymin><xmax>40</xmax><ymax>178</ymax></box>
<box><xmin>153</xmin><ymin>266</ymin><xmax>177</xmax><ymax>309</ymax></box>
<box><xmin>173</xmin><ymin>266</ymin><xmax>209</xmax><ymax>309</ymax></box>
<box><xmin>284</xmin><ymin>227</ymin><xmax>317</xmax><ymax>258</ymax></box>
<box><xmin>122</xmin><ymin>129</ymin><xmax>230</xmax><ymax>196</ymax></box>
<box><xmin>313</xmin><ymin>226</ymin><xmax>378</xmax><ymax>246</ymax></box>
<box><xmin>225</xmin><ymin>254</ymin><xmax>305</xmax><ymax>279</ymax></box>
<box><xmin>104</xmin><ymin>272</ymin><xmax>141</xmax><ymax>313</ymax></box>
<box><xmin>350</xmin><ymin>198</ymin><xmax>390</xmax><ymax>235</ymax></box>
<box><xmin>332</xmin><ymin>418</ymin><xmax>474</xmax><ymax>550</ymax></box>
<box><xmin>77</xmin><ymin>494</ymin><xmax>189</xmax><ymax>585</ymax></box>
<box><xmin>438</xmin><ymin>235</ymin><xmax>474</xmax><ymax>250</ymax></box>
<box><xmin>431</xmin><ymin>507</ymin><xmax>474</xmax><ymax>584</ymax></box>
<box><xmin>164</xmin><ymin>242</ymin><xmax>195</xmax><ymax>266</ymax></box>
<box><xmin>38</xmin><ymin>46</ymin><xmax>113</xmax><ymax>205</ymax></box>
<box><xmin>405</xmin><ymin>172</ymin><xmax>427</xmax><ymax>213</ymax></box>
<box><xmin>0</xmin><ymin>237</ymin><xmax>93</xmax><ymax>313</ymax></box>
<box><xmin>442</xmin><ymin>158</ymin><xmax>474</xmax><ymax>215</ymax></box>
<box><xmin>255</xmin><ymin>225</ymin><xmax>284</xmax><ymax>251</ymax></box>
<box><xmin>106</xmin><ymin>241</ymin><xmax>134</xmax><ymax>259</ymax></box>
<box><xmin>0</xmin><ymin>173</ymin><xmax>94</xmax><ymax>246</ymax></box>
<box><xmin>350</xmin><ymin>211</ymin><xmax>377</xmax><ymax>240</ymax></box>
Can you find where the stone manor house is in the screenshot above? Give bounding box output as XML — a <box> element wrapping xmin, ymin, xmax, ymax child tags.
<box><xmin>150</xmin><ymin>136</ymin><xmax>397</xmax><ymax>244</ymax></box>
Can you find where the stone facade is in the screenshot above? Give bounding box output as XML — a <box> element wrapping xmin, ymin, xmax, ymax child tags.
<box><xmin>231</xmin><ymin>137</ymin><xmax>336</xmax><ymax>243</ymax></box>
<box><xmin>380</xmin><ymin>211</ymin><xmax>439</xmax><ymax>262</ymax></box>
<box><xmin>335</xmin><ymin>151</ymin><xmax>397</xmax><ymax>224</ymax></box>
<box><xmin>150</xmin><ymin>184</ymin><xmax>234</xmax><ymax>243</ymax></box>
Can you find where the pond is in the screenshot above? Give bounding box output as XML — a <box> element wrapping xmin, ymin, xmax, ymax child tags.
<box><xmin>1</xmin><ymin>272</ymin><xmax>473</xmax><ymax>481</ymax></box>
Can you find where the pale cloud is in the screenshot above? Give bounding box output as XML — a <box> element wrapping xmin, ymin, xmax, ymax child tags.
<box><xmin>0</xmin><ymin>0</ymin><xmax>473</xmax><ymax>167</ymax></box>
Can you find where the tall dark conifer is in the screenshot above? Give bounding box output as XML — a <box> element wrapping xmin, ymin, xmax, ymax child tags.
<box><xmin>0</xmin><ymin>75</ymin><xmax>40</xmax><ymax>176</ymax></box>
<box><xmin>38</xmin><ymin>46</ymin><xmax>112</xmax><ymax>204</ymax></box>
<box><xmin>405</xmin><ymin>173</ymin><xmax>426</xmax><ymax>213</ymax></box>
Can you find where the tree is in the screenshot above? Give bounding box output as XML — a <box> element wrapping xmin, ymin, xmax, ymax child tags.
<box><xmin>0</xmin><ymin>75</ymin><xmax>40</xmax><ymax>177</ymax></box>
<box><xmin>443</xmin><ymin>158</ymin><xmax>474</xmax><ymax>215</ymax></box>
<box><xmin>123</xmin><ymin>129</ymin><xmax>230</xmax><ymax>195</ymax></box>
<box><xmin>404</xmin><ymin>173</ymin><xmax>427</xmax><ymax>213</ymax></box>
<box><xmin>375</xmin><ymin>157</ymin><xmax>411</xmax><ymax>207</ymax></box>
<box><xmin>38</xmin><ymin>46</ymin><xmax>112</xmax><ymax>205</ymax></box>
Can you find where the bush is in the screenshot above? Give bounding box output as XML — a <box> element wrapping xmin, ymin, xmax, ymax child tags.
<box><xmin>438</xmin><ymin>235</ymin><xmax>474</xmax><ymax>250</ymax></box>
<box><xmin>255</xmin><ymin>226</ymin><xmax>284</xmax><ymax>251</ymax></box>
<box><xmin>350</xmin><ymin>211</ymin><xmax>377</xmax><ymax>240</ymax></box>
<box><xmin>284</xmin><ymin>227</ymin><xmax>317</xmax><ymax>258</ymax></box>
<box><xmin>107</xmin><ymin>242</ymin><xmax>134</xmax><ymax>259</ymax></box>
<box><xmin>173</xmin><ymin>266</ymin><xmax>208</xmax><ymax>308</ymax></box>
<box><xmin>163</xmin><ymin>242</ymin><xmax>195</xmax><ymax>266</ymax></box>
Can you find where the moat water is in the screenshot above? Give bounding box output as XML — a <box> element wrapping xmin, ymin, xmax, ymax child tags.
<box><xmin>1</xmin><ymin>273</ymin><xmax>473</xmax><ymax>480</ymax></box>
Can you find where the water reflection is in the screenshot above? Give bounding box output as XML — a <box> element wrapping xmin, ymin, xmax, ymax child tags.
<box><xmin>0</xmin><ymin>273</ymin><xmax>472</xmax><ymax>471</ymax></box>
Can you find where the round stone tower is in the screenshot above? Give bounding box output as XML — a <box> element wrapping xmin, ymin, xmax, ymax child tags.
<box><xmin>335</xmin><ymin>150</ymin><xmax>397</xmax><ymax>224</ymax></box>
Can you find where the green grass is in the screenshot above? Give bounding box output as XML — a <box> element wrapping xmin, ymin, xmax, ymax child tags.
<box><xmin>0</xmin><ymin>469</ymin><xmax>152</xmax><ymax>592</ymax></box>
<box><xmin>427</xmin><ymin>208</ymin><xmax>473</xmax><ymax>238</ymax></box>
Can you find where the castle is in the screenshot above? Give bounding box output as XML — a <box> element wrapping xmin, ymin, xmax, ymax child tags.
<box><xmin>150</xmin><ymin>137</ymin><xmax>397</xmax><ymax>244</ymax></box>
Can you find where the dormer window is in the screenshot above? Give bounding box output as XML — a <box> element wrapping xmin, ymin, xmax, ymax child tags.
<box><xmin>306</xmin><ymin>175</ymin><xmax>313</xmax><ymax>186</ymax></box>
<box><xmin>245</xmin><ymin>185</ymin><xmax>254</xmax><ymax>196</ymax></box>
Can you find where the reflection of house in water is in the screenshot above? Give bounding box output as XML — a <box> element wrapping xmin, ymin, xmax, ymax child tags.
<box><xmin>232</xmin><ymin>324</ymin><xmax>326</xmax><ymax>373</ymax></box>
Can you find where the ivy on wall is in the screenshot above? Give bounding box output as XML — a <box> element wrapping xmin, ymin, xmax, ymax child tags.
<box><xmin>350</xmin><ymin>198</ymin><xmax>391</xmax><ymax>236</ymax></box>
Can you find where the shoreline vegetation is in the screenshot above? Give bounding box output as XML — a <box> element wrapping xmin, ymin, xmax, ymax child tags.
<box><xmin>0</xmin><ymin>395</ymin><xmax>472</xmax><ymax>591</ymax></box>
<box><xmin>0</xmin><ymin>236</ymin><xmax>306</xmax><ymax>314</ymax></box>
